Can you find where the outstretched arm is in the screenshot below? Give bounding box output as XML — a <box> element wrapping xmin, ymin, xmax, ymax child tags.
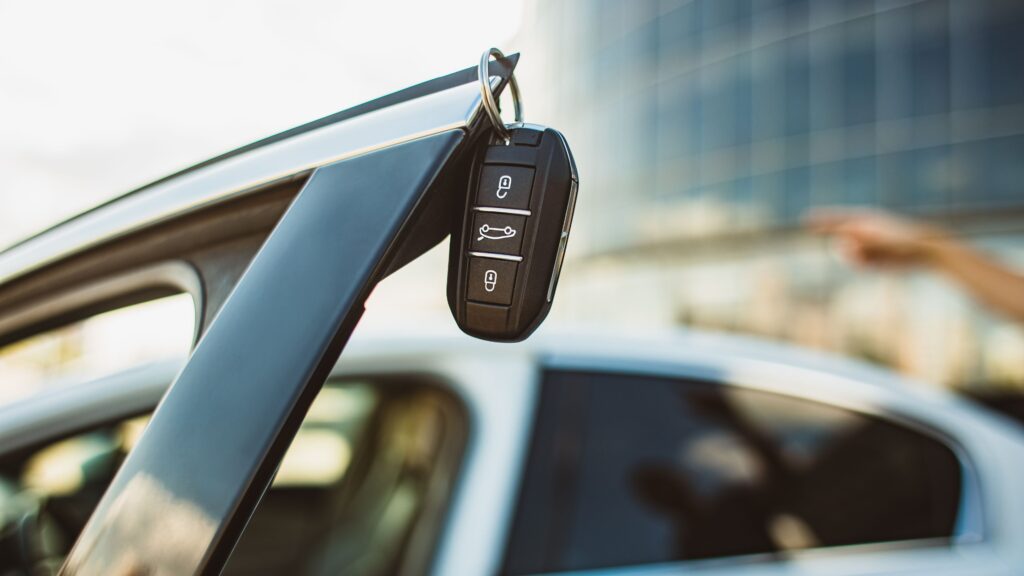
<box><xmin>806</xmin><ymin>208</ymin><xmax>1024</xmax><ymax>324</ymax></box>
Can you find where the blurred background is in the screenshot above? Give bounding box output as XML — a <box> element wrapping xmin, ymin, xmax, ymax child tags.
<box><xmin>2</xmin><ymin>0</ymin><xmax>1024</xmax><ymax>400</ymax></box>
<box><xmin>516</xmin><ymin>0</ymin><xmax>1024</xmax><ymax>397</ymax></box>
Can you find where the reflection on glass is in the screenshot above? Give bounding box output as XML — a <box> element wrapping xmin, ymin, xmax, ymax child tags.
<box><xmin>504</xmin><ymin>371</ymin><xmax>961</xmax><ymax>574</ymax></box>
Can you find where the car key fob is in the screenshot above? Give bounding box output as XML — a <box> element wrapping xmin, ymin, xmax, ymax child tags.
<box><xmin>447</xmin><ymin>124</ymin><xmax>578</xmax><ymax>342</ymax></box>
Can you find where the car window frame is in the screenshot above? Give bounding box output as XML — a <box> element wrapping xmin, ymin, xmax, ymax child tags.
<box><xmin>30</xmin><ymin>55</ymin><xmax>519</xmax><ymax>574</ymax></box>
<box><xmin>544</xmin><ymin>353</ymin><xmax>986</xmax><ymax>543</ymax></box>
<box><xmin>502</xmin><ymin>359</ymin><xmax>987</xmax><ymax>575</ymax></box>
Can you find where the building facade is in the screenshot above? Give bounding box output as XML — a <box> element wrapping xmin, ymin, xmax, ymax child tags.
<box><xmin>516</xmin><ymin>0</ymin><xmax>1024</xmax><ymax>389</ymax></box>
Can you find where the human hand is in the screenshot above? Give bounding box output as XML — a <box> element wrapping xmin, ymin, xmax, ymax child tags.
<box><xmin>804</xmin><ymin>208</ymin><xmax>949</xmax><ymax>268</ymax></box>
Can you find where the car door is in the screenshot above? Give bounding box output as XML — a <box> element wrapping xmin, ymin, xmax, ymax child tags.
<box><xmin>500</xmin><ymin>365</ymin><xmax>1007</xmax><ymax>575</ymax></box>
<box><xmin>0</xmin><ymin>56</ymin><xmax>521</xmax><ymax>575</ymax></box>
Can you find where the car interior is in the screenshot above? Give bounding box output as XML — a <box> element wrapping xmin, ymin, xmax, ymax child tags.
<box><xmin>0</xmin><ymin>377</ymin><xmax>467</xmax><ymax>576</ymax></box>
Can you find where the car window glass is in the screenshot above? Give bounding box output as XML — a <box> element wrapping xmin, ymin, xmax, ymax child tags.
<box><xmin>226</xmin><ymin>380</ymin><xmax>464</xmax><ymax>576</ymax></box>
<box><xmin>0</xmin><ymin>294</ymin><xmax>194</xmax><ymax>406</ymax></box>
<box><xmin>0</xmin><ymin>378</ymin><xmax>465</xmax><ymax>576</ymax></box>
<box><xmin>503</xmin><ymin>371</ymin><xmax>962</xmax><ymax>574</ymax></box>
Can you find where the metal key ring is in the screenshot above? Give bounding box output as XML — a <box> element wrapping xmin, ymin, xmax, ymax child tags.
<box><xmin>478</xmin><ymin>47</ymin><xmax>523</xmax><ymax>142</ymax></box>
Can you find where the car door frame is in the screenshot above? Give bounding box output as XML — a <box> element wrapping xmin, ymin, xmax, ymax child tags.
<box><xmin>0</xmin><ymin>56</ymin><xmax>521</xmax><ymax>575</ymax></box>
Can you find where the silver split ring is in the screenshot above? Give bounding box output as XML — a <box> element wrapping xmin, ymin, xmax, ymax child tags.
<box><xmin>478</xmin><ymin>47</ymin><xmax>523</xmax><ymax>142</ymax></box>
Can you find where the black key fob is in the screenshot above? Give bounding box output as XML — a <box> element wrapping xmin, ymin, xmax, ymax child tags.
<box><xmin>447</xmin><ymin>124</ymin><xmax>579</xmax><ymax>342</ymax></box>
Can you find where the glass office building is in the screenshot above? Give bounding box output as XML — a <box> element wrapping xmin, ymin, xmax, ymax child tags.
<box><xmin>517</xmin><ymin>0</ymin><xmax>1024</xmax><ymax>389</ymax></box>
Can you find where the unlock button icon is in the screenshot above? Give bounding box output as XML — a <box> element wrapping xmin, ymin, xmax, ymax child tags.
<box><xmin>477</xmin><ymin>165</ymin><xmax>535</xmax><ymax>210</ymax></box>
<box><xmin>495</xmin><ymin>175</ymin><xmax>512</xmax><ymax>199</ymax></box>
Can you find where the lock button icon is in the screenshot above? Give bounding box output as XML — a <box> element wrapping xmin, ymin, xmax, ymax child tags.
<box><xmin>467</xmin><ymin>258</ymin><xmax>516</xmax><ymax>305</ymax></box>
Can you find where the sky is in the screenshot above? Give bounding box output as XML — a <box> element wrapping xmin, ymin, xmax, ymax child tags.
<box><xmin>0</xmin><ymin>0</ymin><xmax>524</xmax><ymax>248</ymax></box>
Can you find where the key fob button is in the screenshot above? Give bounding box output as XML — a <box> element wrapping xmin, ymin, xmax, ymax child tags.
<box><xmin>477</xmin><ymin>165</ymin><xmax>534</xmax><ymax>210</ymax></box>
<box><xmin>467</xmin><ymin>257</ymin><xmax>517</xmax><ymax>305</ymax></box>
<box><xmin>470</xmin><ymin>212</ymin><xmax>527</xmax><ymax>255</ymax></box>
<box><xmin>465</xmin><ymin>301</ymin><xmax>510</xmax><ymax>334</ymax></box>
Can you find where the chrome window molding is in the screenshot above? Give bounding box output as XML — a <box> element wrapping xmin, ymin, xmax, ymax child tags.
<box><xmin>0</xmin><ymin>80</ymin><xmax>491</xmax><ymax>287</ymax></box>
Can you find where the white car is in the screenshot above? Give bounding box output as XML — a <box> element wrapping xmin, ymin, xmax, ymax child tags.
<box><xmin>2</xmin><ymin>329</ymin><xmax>1023</xmax><ymax>575</ymax></box>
